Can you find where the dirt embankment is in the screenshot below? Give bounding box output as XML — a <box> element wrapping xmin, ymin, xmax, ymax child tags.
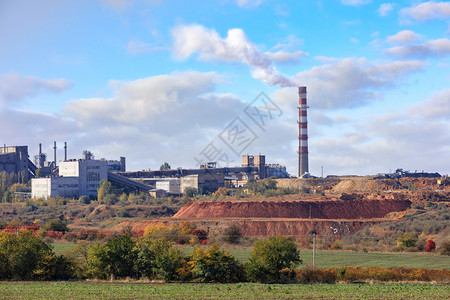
<box><xmin>115</xmin><ymin>219</ymin><xmax>380</xmax><ymax>238</ymax></box>
<box><xmin>173</xmin><ymin>199</ymin><xmax>412</xmax><ymax>220</ymax></box>
<box><xmin>331</xmin><ymin>179</ymin><xmax>402</xmax><ymax>193</ymax></box>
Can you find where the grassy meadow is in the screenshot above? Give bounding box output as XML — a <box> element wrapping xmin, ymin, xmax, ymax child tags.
<box><xmin>53</xmin><ymin>243</ymin><xmax>450</xmax><ymax>270</ymax></box>
<box><xmin>0</xmin><ymin>282</ymin><xmax>447</xmax><ymax>299</ymax></box>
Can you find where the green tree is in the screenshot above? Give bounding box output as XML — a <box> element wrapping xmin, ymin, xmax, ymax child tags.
<box><xmin>159</xmin><ymin>162</ymin><xmax>171</xmax><ymax>171</ymax></box>
<box><xmin>86</xmin><ymin>243</ymin><xmax>109</xmax><ymax>279</ymax></box>
<box><xmin>397</xmin><ymin>233</ymin><xmax>418</xmax><ymax>249</ymax></box>
<box><xmin>0</xmin><ymin>230</ymin><xmax>72</xmax><ymax>280</ymax></box>
<box><xmin>97</xmin><ymin>180</ymin><xmax>114</xmax><ymax>202</ymax></box>
<box><xmin>2</xmin><ymin>190</ymin><xmax>11</xmax><ymax>203</ymax></box>
<box><xmin>86</xmin><ymin>234</ymin><xmax>138</xmax><ymax>279</ymax></box>
<box><xmin>222</xmin><ymin>224</ymin><xmax>242</xmax><ymax>244</ymax></box>
<box><xmin>183</xmin><ymin>187</ymin><xmax>198</xmax><ymax>197</ymax></box>
<box><xmin>189</xmin><ymin>244</ymin><xmax>245</xmax><ymax>283</ymax></box>
<box><xmin>136</xmin><ymin>238</ymin><xmax>184</xmax><ymax>281</ymax></box>
<box><xmin>246</xmin><ymin>236</ymin><xmax>301</xmax><ymax>283</ymax></box>
<box><xmin>43</xmin><ymin>219</ymin><xmax>69</xmax><ymax>233</ymax></box>
<box><xmin>20</xmin><ymin>170</ymin><xmax>27</xmax><ymax>184</ymax></box>
<box><xmin>35</xmin><ymin>168</ymin><xmax>42</xmax><ymax>179</ymax></box>
<box><xmin>104</xmin><ymin>234</ymin><xmax>138</xmax><ymax>279</ymax></box>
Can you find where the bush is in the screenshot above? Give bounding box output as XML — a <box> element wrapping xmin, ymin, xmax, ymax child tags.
<box><xmin>86</xmin><ymin>234</ymin><xmax>138</xmax><ymax>279</ymax></box>
<box><xmin>184</xmin><ymin>187</ymin><xmax>198</xmax><ymax>198</ymax></box>
<box><xmin>192</xmin><ymin>229</ymin><xmax>208</xmax><ymax>243</ymax></box>
<box><xmin>296</xmin><ymin>267</ymin><xmax>337</xmax><ymax>283</ymax></box>
<box><xmin>222</xmin><ymin>224</ymin><xmax>242</xmax><ymax>244</ymax></box>
<box><xmin>340</xmin><ymin>266</ymin><xmax>450</xmax><ymax>283</ymax></box>
<box><xmin>396</xmin><ymin>232</ymin><xmax>418</xmax><ymax>249</ymax></box>
<box><xmin>440</xmin><ymin>241</ymin><xmax>450</xmax><ymax>256</ymax></box>
<box><xmin>187</xmin><ymin>244</ymin><xmax>245</xmax><ymax>283</ymax></box>
<box><xmin>43</xmin><ymin>219</ymin><xmax>69</xmax><ymax>233</ymax></box>
<box><xmin>426</xmin><ymin>240</ymin><xmax>436</xmax><ymax>252</ymax></box>
<box><xmin>0</xmin><ymin>230</ymin><xmax>73</xmax><ymax>280</ymax></box>
<box><xmin>135</xmin><ymin>238</ymin><xmax>184</xmax><ymax>281</ymax></box>
<box><xmin>246</xmin><ymin>236</ymin><xmax>301</xmax><ymax>283</ymax></box>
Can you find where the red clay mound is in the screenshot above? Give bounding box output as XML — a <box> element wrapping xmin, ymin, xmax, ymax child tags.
<box><xmin>173</xmin><ymin>199</ymin><xmax>412</xmax><ymax>220</ymax></box>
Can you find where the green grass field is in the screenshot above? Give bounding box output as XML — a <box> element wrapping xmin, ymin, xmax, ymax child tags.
<box><xmin>0</xmin><ymin>282</ymin><xmax>447</xmax><ymax>299</ymax></box>
<box><xmin>180</xmin><ymin>247</ymin><xmax>450</xmax><ymax>270</ymax></box>
<box><xmin>53</xmin><ymin>243</ymin><xmax>450</xmax><ymax>270</ymax></box>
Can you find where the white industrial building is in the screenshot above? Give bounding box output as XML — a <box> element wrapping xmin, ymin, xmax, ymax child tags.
<box><xmin>31</xmin><ymin>159</ymin><xmax>107</xmax><ymax>199</ymax></box>
<box><xmin>155</xmin><ymin>178</ymin><xmax>180</xmax><ymax>194</ymax></box>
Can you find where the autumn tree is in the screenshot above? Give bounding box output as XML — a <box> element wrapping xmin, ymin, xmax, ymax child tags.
<box><xmin>97</xmin><ymin>180</ymin><xmax>114</xmax><ymax>202</ymax></box>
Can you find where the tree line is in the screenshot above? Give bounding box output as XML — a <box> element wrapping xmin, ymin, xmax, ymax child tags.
<box><xmin>0</xmin><ymin>230</ymin><xmax>300</xmax><ymax>283</ymax></box>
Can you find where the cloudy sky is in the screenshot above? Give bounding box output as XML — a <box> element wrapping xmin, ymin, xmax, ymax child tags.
<box><xmin>1</xmin><ymin>0</ymin><xmax>449</xmax><ymax>176</ymax></box>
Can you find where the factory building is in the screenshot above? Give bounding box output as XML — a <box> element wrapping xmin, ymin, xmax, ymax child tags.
<box><xmin>155</xmin><ymin>178</ymin><xmax>180</xmax><ymax>194</ymax></box>
<box><xmin>180</xmin><ymin>173</ymin><xmax>225</xmax><ymax>193</ymax></box>
<box><xmin>106</xmin><ymin>157</ymin><xmax>126</xmax><ymax>172</ymax></box>
<box><xmin>31</xmin><ymin>156</ymin><xmax>107</xmax><ymax>199</ymax></box>
<box><xmin>0</xmin><ymin>145</ymin><xmax>34</xmax><ymax>180</ymax></box>
<box><xmin>266</xmin><ymin>164</ymin><xmax>290</xmax><ymax>178</ymax></box>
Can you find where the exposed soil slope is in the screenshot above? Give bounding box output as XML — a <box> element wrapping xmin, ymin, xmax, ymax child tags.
<box><xmin>115</xmin><ymin>218</ymin><xmax>381</xmax><ymax>238</ymax></box>
<box><xmin>173</xmin><ymin>199</ymin><xmax>412</xmax><ymax>219</ymax></box>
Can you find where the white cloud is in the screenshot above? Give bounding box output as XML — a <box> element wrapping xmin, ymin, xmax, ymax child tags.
<box><xmin>291</xmin><ymin>58</ymin><xmax>424</xmax><ymax>109</ymax></box>
<box><xmin>385</xmin><ymin>38</ymin><xmax>450</xmax><ymax>58</ymax></box>
<box><xmin>63</xmin><ymin>71</ymin><xmax>250</xmax><ymax>169</ymax></box>
<box><xmin>236</xmin><ymin>0</ymin><xmax>264</xmax><ymax>8</ymax></box>
<box><xmin>378</xmin><ymin>3</ymin><xmax>394</xmax><ymax>17</ymax></box>
<box><xmin>411</xmin><ymin>89</ymin><xmax>450</xmax><ymax>120</ymax></box>
<box><xmin>0</xmin><ymin>73</ymin><xmax>72</xmax><ymax>105</ymax></box>
<box><xmin>99</xmin><ymin>0</ymin><xmax>161</xmax><ymax>11</ymax></box>
<box><xmin>340</xmin><ymin>0</ymin><xmax>371</xmax><ymax>6</ymax></box>
<box><xmin>386</xmin><ymin>30</ymin><xmax>422</xmax><ymax>45</ymax></box>
<box><xmin>126</xmin><ymin>40</ymin><xmax>165</xmax><ymax>55</ymax></box>
<box><xmin>171</xmin><ymin>24</ymin><xmax>297</xmax><ymax>87</ymax></box>
<box><xmin>272</xmin><ymin>34</ymin><xmax>303</xmax><ymax>50</ymax></box>
<box><xmin>400</xmin><ymin>1</ymin><xmax>450</xmax><ymax>22</ymax></box>
<box><xmin>265</xmin><ymin>50</ymin><xmax>307</xmax><ymax>63</ymax></box>
<box><xmin>308</xmin><ymin>102</ymin><xmax>450</xmax><ymax>176</ymax></box>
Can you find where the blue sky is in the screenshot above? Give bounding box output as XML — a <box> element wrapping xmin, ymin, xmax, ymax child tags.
<box><xmin>1</xmin><ymin>0</ymin><xmax>449</xmax><ymax>176</ymax></box>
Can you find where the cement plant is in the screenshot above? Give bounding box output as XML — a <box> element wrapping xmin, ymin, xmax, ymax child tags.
<box><xmin>0</xmin><ymin>87</ymin><xmax>449</xmax><ymax>287</ymax></box>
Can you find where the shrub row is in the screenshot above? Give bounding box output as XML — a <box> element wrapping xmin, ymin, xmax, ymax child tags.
<box><xmin>296</xmin><ymin>266</ymin><xmax>450</xmax><ymax>283</ymax></box>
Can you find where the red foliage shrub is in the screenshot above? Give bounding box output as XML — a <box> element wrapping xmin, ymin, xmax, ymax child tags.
<box><xmin>192</xmin><ymin>229</ymin><xmax>208</xmax><ymax>241</ymax></box>
<box><xmin>426</xmin><ymin>240</ymin><xmax>436</xmax><ymax>252</ymax></box>
<box><xmin>132</xmin><ymin>230</ymin><xmax>144</xmax><ymax>237</ymax></box>
<box><xmin>46</xmin><ymin>230</ymin><xmax>64</xmax><ymax>239</ymax></box>
<box><xmin>64</xmin><ymin>232</ymin><xmax>77</xmax><ymax>240</ymax></box>
<box><xmin>200</xmin><ymin>239</ymin><xmax>208</xmax><ymax>245</ymax></box>
<box><xmin>76</xmin><ymin>229</ymin><xmax>105</xmax><ymax>240</ymax></box>
<box><xmin>175</xmin><ymin>238</ymin><xmax>186</xmax><ymax>245</ymax></box>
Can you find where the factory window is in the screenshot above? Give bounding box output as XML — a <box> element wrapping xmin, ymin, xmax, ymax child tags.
<box><xmin>87</xmin><ymin>166</ymin><xmax>100</xmax><ymax>169</ymax></box>
<box><xmin>87</xmin><ymin>172</ymin><xmax>100</xmax><ymax>181</ymax></box>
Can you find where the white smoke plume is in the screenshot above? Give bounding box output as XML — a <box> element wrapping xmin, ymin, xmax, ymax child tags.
<box><xmin>171</xmin><ymin>24</ymin><xmax>296</xmax><ymax>87</ymax></box>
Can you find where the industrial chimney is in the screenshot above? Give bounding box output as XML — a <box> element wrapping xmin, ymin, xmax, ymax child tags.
<box><xmin>298</xmin><ymin>86</ymin><xmax>309</xmax><ymax>177</ymax></box>
<box><xmin>64</xmin><ymin>142</ymin><xmax>67</xmax><ymax>162</ymax></box>
<box><xmin>53</xmin><ymin>141</ymin><xmax>57</xmax><ymax>167</ymax></box>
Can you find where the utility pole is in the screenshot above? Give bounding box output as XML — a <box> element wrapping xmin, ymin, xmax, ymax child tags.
<box><xmin>310</xmin><ymin>230</ymin><xmax>317</xmax><ymax>269</ymax></box>
<box><xmin>313</xmin><ymin>232</ymin><xmax>316</xmax><ymax>268</ymax></box>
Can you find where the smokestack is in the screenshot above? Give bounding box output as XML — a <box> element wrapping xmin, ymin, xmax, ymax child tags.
<box><xmin>298</xmin><ymin>86</ymin><xmax>309</xmax><ymax>177</ymax></box>
<box><xmin>53</xmin><ymin>141</ymin><xmax>57</xmax><ymax>167</ymax></box>
<box><xmin>64</xmin><ymin>142</ymin><xmax>67</xmax><ymax>162</ymax></box>
<box><xmin>39</xmin><ymin>143</ymin><xmax>42</xmax><ymax>155</ymax></box>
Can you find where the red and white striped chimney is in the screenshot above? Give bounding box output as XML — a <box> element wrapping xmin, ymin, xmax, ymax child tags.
<box><xmin>298</xmin><ymin>86</ymin><xmax>309</xmax><ymax>177</ymax></box>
